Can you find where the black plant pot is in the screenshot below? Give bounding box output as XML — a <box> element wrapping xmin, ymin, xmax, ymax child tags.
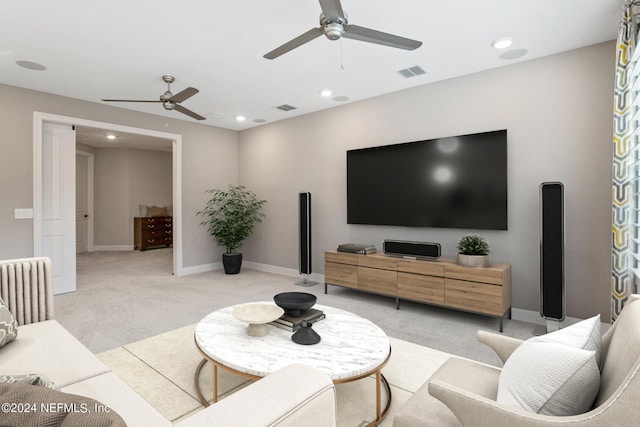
<box><xmin>223</xmin><ymin>253</ymin><xmax>242</xmax><ymax>274</ymax></box>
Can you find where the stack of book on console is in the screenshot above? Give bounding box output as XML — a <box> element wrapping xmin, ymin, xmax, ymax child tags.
<box><xmin>337</xmin><ymin>243</ymin><xmax>377</xmax><ymax>255</ymax></box>
<box><xmin>269</xmin><ymin>308</ymin><xmax>325</xmax><ymax>332</ymax></box>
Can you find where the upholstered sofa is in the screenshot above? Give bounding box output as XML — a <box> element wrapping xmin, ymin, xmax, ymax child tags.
<box><xmin>394</xmin><ymin>294</ymin><xmax>640</xmax><ymax>427</ymax></box>
<box><xmin>0</xmin><ymin>257</ymin><xmax>337</xmax><ymax>426</ymax></box>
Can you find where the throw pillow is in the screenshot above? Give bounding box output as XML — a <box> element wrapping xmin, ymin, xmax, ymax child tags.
<box><xmin>0</xmin><ymin>297</ymin><xmax>17</xmax><ymax>347</ymax></box>
<box><xmin>531</xmin><ymin>315</ymin><xmax>602</xmax><ymax>368</ymax></box>
<box><xmin>497</xmin><ymin>340</ymin><xmax>600</xmax><ymax>416</ymax></box>
<box><xmin>0</xmin><ymin>374</ymin><xmax>56</xmax><ymax>389</ymax></box>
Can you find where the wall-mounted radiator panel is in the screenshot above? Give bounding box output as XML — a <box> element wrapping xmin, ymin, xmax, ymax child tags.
<box><xmin>0</xmin><ymin>257</ymin><xmax>54</xmax><ymax>325</ymax></box>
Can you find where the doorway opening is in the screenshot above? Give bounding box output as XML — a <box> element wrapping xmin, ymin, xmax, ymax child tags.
<box><xmin>33</xmin><ymin>112</ymin><xmax>184</xmax><ymax>294</ymax></box>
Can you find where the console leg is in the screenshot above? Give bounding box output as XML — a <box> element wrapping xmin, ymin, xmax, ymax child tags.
<box><xmin>396</xmin><ymin>298</ymin><xmax>400</xmax><ymax>310</ymax></box>
<box><xmin>324</xmin><ymin>283</ymin><xmax>328</xmax><ymax>294</ymax></box>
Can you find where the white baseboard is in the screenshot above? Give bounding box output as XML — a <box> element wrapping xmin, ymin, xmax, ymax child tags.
<box><xmin>242</xmin><ymin>261</ymin><xmax>325</xmax><ymax>285</ymax></box>
<box><xmin>93</xmin><ymin>245</ymin><xmax>134</xmax><ymax>251</ymax></box>
<box><xmin>179</xmin><ymin>262</ymin><xmax>222</xmax><ymax>276</ymax></box>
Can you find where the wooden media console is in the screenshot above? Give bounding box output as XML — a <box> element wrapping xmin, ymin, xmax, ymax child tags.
<box><xmin>324</xmin><ymin>250</ymin><xmax>511</xmax><ymax>331</ymax></box>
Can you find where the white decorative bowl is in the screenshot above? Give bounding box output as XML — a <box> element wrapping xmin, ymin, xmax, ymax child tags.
<box><xmin>232</xmin><ymin>303</ymin><xmax>284</xmax><ymax>337</ymax></box>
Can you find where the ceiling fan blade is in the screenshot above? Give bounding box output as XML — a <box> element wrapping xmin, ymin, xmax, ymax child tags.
<box><xmin>169</xmin><ymin>87</ymin><xmax>199</xmax><ymax>103</ymax></box>
<box><xmin>263</xmin><ymin>27</ymin><xmax>323</xmax><ymax>59</ymax></box>
<box><xmin>343</xmin><ymin>25</ymin><xmax>422</xmax><ymax>50</ymax></box>
<box><xmin>174</xmin><ymin>104</ymin><xmax>206</xmax><ymax>120</ymax></box>
<box><xmin>318</xmin><ymin>0</ymin><xmax>344</xmax><ymax>19</ymax></box>
<box><xmin>102</xmin><ymin>99</ymin><xmax>162</xmax><ymax>103</ymax></box>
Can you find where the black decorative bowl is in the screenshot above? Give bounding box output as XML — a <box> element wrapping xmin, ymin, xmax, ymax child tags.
<box><xmin>273</xmin><ymin>292</ymin><xmax>317</xmax><ymax>318</ymax></box>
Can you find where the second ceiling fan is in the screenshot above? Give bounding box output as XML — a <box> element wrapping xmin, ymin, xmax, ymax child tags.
<box><xmin>264</xmin><ymin>0</ymin><xmax>422</xmax><ymax>60</ymax></box>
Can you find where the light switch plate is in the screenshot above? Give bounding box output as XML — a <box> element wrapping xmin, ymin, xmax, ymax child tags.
<box><xmin>14</xmin><ymin>208</ymin><xmax>34</xmax><ymax>219</ymax></box>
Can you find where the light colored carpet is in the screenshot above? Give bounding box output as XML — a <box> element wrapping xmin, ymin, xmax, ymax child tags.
<box><xmin>98</xmin><ymin>325</ymin><xmax>452</xmax><ymax>426</ymax></box>
<box><xmin>58</xmin><ymin>249</ymin><xmax>537</xmax><ymax>366</ymax></box>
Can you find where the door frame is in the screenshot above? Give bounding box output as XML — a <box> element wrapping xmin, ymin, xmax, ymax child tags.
<box><xmin>76</xmin><ymin>149</ymin><xmax>95</xmax><ymax>253</ymax></box>
<box><xmin>33</xmin><ymin>112</ymin><xmax>184</xmax><ymax>276</ymax></box>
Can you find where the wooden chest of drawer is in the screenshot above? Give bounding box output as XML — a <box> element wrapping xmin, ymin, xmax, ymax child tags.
<box><xmin>134</xmin><ymin>216</ymin><xmax>173</xmax><ymax>251</ymax></box>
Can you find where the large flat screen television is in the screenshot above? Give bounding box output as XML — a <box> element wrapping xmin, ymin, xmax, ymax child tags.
<box><xmin>347</xmin><ymin>130</ymin><xmax>507</xmax><ymax>230</ymax></box>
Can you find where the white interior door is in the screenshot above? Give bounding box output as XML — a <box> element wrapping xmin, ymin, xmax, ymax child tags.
<box><xmin>35</xmin><ymin>112</ymin><xmax>183</xmax><ymax>277</ymax></box>
<box><xmin>76</xmin><ymin>154</ymin><xmax>88</xmax><ymax>253</ymax></box>
<box><xmin>42</xmin><ymin>123</ymin><xmax>76</xmax><ymax>294</ymax></box>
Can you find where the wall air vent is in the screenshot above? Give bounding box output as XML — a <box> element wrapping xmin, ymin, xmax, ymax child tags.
<box><xmin>275</xmin><ymin>104</ymin><xmax>297</xmax><ymax>111</ymax></box>
<box><xmin>397</xmin><ymin>65</ymin><xmax>427</xmax><ymax>78</ymax></box>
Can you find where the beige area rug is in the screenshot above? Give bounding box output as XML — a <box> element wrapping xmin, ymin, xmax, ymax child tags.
<box><xmin>97</xmin><ymin>324</ymin><xmax>452</xmax><ymax>426</ymax></box>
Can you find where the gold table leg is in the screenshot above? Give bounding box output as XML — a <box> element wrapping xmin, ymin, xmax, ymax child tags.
<box><xmin>194</xmin><ymin>358</ymin><xmax>211</xmax><ymax>407</ymax></box>
<box><xmin>212</xmin><ymin>363</ymin><xmax>218</xmax><ymax>403</ymax></box>
<box><xmin>376</xmin><ymin>370</ymin><xmax>382</xmax><ymax>420</ymax></box>
<box><xmin>364</xmin><ymin>370</ymin><xmax>392</xmax><ymax>427</ymax></box>
<box><xmin>195</xmin><ymin>352</ymin><xmax>392</xmax><ymax>424</ymax></box>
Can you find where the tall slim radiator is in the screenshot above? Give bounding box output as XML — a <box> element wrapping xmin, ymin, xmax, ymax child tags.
<box><xmin>0</xmin><ymin>257</ymin><xmax>54</xmax><ymax>325</ymax></box>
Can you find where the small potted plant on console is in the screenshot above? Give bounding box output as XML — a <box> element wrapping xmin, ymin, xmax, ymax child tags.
<box><xmin>197</xmin><ymin>185</ymin><xmax>267</xmax><ymax>274</ymax></box>
<box><xmin>456</xmin><ymin>234</ymin><xmax>490</xmax><ymax>268</ymax></box>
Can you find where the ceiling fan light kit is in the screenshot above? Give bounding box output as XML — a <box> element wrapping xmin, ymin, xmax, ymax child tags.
<box><xmin>263</xmin><ymin>0</ymin><xmax>422</xmax><ymax>60</ymax></box>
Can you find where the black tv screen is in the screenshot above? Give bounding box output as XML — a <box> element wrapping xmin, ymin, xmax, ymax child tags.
<box><xmin>347</xmin><ymin>130</ymin><xmax>507</xmax><ymax>230</ymax></box>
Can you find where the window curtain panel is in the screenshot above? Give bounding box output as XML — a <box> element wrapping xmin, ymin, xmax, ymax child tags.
<box><xmin>612</xmin><ymin>2</ymin><xmax>637</xmax><ymax>320</ymax></box>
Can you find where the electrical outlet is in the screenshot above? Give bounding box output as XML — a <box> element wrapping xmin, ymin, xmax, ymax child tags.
<box><xmin>14</xmin><ymin>208</ymin><xmax>34</xmax><ymax>219</ymax></box>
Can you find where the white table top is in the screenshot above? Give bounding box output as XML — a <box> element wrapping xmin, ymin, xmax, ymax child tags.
<box><xmin>195</xmin><ymin>302</ymin><xmax>391</xmax><ymax>381</ymax></box>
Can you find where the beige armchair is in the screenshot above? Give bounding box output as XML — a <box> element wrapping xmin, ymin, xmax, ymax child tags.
<box><xmin>395</xmin><ymin>295</ymin><xmax>640</xmax><ymax>427</ymax></box>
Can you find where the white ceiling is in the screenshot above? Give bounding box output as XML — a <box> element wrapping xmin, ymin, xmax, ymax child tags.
<box><xmin>0</xmin><ymin>1</ymin><xmax>622</xmax><ymax>132</ymax></box>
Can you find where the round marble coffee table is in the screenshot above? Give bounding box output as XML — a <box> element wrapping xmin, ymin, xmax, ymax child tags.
<box><xmin>194</xmin><ymin>302</ymin><xmax>392</xmax><ymax>425</ymax></box>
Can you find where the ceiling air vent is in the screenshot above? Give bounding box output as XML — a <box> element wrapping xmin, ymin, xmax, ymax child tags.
<box><xmin>275</xmin><ymin>104</ymin><xmax>297</xmax><ymax>111</ymax></box>
<box><xmin>397</xmin><ymin>65</ymin><xmax>426</xmax><ymax>78</ymax></box>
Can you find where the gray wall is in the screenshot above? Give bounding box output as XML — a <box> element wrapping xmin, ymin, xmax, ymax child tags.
<box><xmin>0</xmin><ymin>83</ymin><xmax>239</xmax><ymax>269</ymax></box>
<box><xmin>0</xmin><ymin>41</ymin><xmax>616</xmax><ymax>318</ymax></box>
<box><xmin>93</xmin><ymin>148</ymin><xmax>172</xmax><ymax>247</ymax></box>
<box><xmin>239</xmin><ymin>42</ymin><xmax>615</xmax><ymax>320</ymax></box>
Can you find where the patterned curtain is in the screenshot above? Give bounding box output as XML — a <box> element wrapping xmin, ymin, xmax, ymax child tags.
<box><xmin>612</xmin><ymin>3</ymin><xmax>637</xmax><ymax>320</ymax></box>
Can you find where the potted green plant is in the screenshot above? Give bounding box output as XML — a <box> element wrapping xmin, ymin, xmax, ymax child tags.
<box><xmin>456</xmin><ymin>234</ymin><xmax>490</xmax><ymax>268</ymax></box>
<box><xmin>197</xmin><ymin>185</ymin><xmax>267</xmax><ymax>274</ymax></box>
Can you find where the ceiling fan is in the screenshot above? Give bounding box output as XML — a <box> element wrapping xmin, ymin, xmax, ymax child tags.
<box><xmin>102</xmin><ymin>75</ymin><xmax>205</xmax><ymax>120</ymax></box>
<box><xmin>263</xmin><ymin>0</ymin><xmax>422</xmax><ymax>60</ymax></box>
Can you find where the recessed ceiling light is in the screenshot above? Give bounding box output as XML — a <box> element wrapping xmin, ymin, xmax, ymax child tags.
<box><xmin>236</xmin><ymin>115</ymin><xmax>246</xmax><ymax>122</ymax></box>
<box><xmin>320</xmin><ymin>89</ymin><xmax>333</xmax><ymax>97</ymax></box>
<box><xmin>16</xmin><ymin>60</ymin><xmax>46</xmax><ymax>71</ymax></box>
<box><xmin>491</xmin><ymin>38</ymin><xmax>513</xmax><ymax>49</ymax></box>
<box><xmin>106</xmin><ymin>134</ymin><xmax>117</xmax><ymax>140</ymax></box>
